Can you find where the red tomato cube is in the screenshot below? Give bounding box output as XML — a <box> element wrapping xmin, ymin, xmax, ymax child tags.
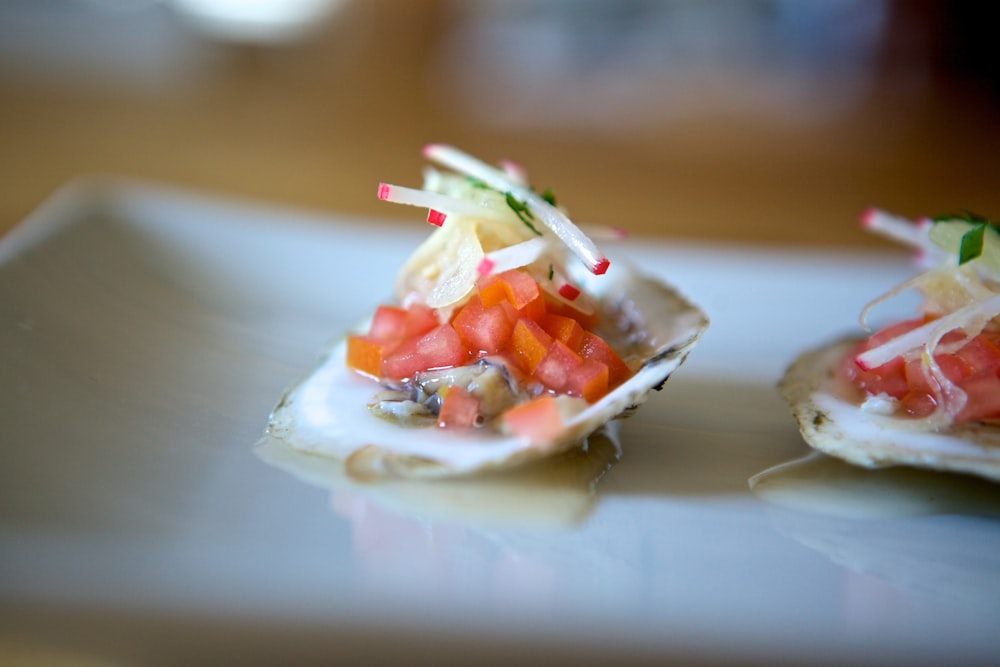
<box><xmin>957</xmin><ymin>371</ymin><xmax>1000</xmax><ymax>422</ymax></box>
<box><xmin>579</xmin><ymin>332</ymin><xmax>632</xmax><ymax>387</ymax></box>
<box><xmin>382</xmin><ymin>324</ymin><xmax>469</xmax><ymax>379</ymax></box>
<box><xmin>369</xmin><ymin>304</ymin><xmax>437</xmax><ymax>342</ymax></box>
<box><xmin>452</xmin><ymin>295</ymin><xmax>516</xmax><ymax>355</ymax></box>
<box><xmin>502</xmin><ymin>395</ymin><xmax>564</xmax><ymax>443</ymax></box>
<box><xmin>533</xmin><ymin>340</ymin><xmax>584</xmax><ymax>392</ymax></box>
<box><xmin>368</xmin><ymin>305</ymin><xmax>407</xmax><ymax>341</ymax></box>
<box><xmin>956</xmin><ymin>334</ymin><xmax>1000</xmax><ymax>374</ymax></box>
<box><xmin>438</xmin><ymin>386</ymin><xmax>481</xmax><ymax>429</ymax></box>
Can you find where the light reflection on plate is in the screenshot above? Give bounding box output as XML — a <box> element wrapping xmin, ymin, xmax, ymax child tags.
<box><xmin>750</xmin><ymin>452</ymin><xmax>1000</xmax><ymax>616</ymax></box>
<box><xmin>254</xmin><ymin>424</ymin><xmax>621</xmax><ymax>528</ymax></box>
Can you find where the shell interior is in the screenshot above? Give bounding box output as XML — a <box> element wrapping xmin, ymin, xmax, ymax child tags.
<box><xmin>266</xmin><ymin>260</ymin><xmax>708</xmax><ymax>477</ymax></box>
<box><xmin>780</xmin><ymin>339</ymin><xmax>1000</xmax><ymax>483</ymax></box>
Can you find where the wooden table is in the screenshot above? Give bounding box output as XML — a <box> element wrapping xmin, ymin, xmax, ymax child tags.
<box><xmin>2</xmin><ymin>0</ymin><xmax>997</xmax><ymax>249</ymax></box>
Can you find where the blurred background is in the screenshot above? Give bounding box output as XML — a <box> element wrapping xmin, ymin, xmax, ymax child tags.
<box><xmin>1</xmin><ymin>0</ymin><xmax>997</xmax><ymax>247</ymax></box>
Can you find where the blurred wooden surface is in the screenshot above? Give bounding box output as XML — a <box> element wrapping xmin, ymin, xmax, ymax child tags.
<box><xmin>1</xmin><ymin>0</ymin><xmax>997</xmax><ymax>249</ymax></box>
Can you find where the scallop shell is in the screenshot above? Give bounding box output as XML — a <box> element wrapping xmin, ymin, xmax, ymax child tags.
<box><xmin>265</xmin><ymin>261</ymin><xmax>708</xmax><ymax>478</ymax></box>
<box><xmin>780</xmin><ymin>338</ymin><xmax>1000</xmax><ymax>483</ymax></box>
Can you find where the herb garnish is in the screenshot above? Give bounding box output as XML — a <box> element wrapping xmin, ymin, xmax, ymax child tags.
<box><xmin>934</xmin><ymin>211</ymin><xmax>996</xmax><ymax>265</ymax></box>
<box><xmin>505</xmin><ymin>192</ymin><xmax>543</xmax><ymax>236</ymax></box>
<box><xmin>541</xmin><ymin>188</ymin><xmax>557</xmax><ymax>206</ymax></box>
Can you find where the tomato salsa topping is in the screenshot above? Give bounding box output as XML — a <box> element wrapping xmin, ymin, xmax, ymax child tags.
<box><xmin>840</xmin><ymin>209</ymin><xmax>1000</xmax><ymax>426</ymax></box>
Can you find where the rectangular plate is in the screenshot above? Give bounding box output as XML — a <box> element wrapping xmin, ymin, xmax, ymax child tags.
<box><xmin>2</xmin><ymin>178</ymin><xmax>998</xmax><ymax>666</ymax></box>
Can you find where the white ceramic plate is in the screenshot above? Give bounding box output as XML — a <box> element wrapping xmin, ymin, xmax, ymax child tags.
<box><xmin>2</xmin><ymin>178</ymin><xmax>999</xmax><ymax>666</ymax></box>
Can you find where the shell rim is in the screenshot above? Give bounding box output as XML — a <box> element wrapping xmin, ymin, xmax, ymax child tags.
<box><xmin>779</xmin><ymin>337</ymin><xmax>1000</xmax><ymax>483</ymax></box>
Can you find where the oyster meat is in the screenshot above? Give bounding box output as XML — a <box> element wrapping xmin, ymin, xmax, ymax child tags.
<box><xmin>264</xmin><ymin>145</ymin><xmax>708</xmax><ymax>478</ymax></box>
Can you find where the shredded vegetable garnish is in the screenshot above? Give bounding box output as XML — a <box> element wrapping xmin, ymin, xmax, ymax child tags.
<box><xmin>851</xmin><ymin>208</ymin><xmax>1000</xmax><ymax>426</ymax></box>
<box><xmin>422</xmin><ymin>144</ymin><xmax>612</xmax><ymax>275</ymax></box>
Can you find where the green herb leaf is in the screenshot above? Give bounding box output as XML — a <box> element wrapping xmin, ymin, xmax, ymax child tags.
<box><xmin>548</xmin><ymin>264</ymin><xmax>554</xmax><ymax>281</ymax></box>
<box><xmin>505</xmin><ymin>192</ymin><xmax>543</xmax><ymax>236</ymax></box>
<box><xmin>541</xmin><ymin>188</ymin><xmax>557</xmax><ymax>206</ymax></box>
<box><xmin>959</xmin><ymin>223</ymin><xmax>987</xmax><ymax>264</ymax></box>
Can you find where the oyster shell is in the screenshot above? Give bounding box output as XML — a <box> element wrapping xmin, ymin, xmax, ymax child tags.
<box><xmin>266</xmin><ymin>260</ymin><xmax>708</xmax><ymax>478</ymax></box>
<box><xmin>780</xmin><ymin>338</ymin><xmax>1000</xmax><ymax>483</ymax></box>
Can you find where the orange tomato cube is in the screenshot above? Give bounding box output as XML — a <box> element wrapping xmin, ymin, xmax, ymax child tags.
<box><xmin>510</xmin><ymin>318</ymin><xmax>553</xmax><ymax>374</ymax></box>
<box><xmin>346</xmin><ymin>334</ymin><xmax>395</xmax><ymax>377</ymax></box>
<box><xmin>479</xmin><ymin>269</ymin><xmax>546</xmax><ymax>321</ymax></box>
<box><xmin>543</xmin><ymin>293</ymin><xmax>598</xmax><ymax>330</ymax></box>
<box><xmin>540</xmin><ymin>313</ymin><xmax>584</xmax><ymax>350</ymax></box>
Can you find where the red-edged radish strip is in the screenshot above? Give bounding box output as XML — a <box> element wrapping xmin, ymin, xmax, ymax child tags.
<box><xmin>855</xmin><ymin>294</ymin><xmax>1000</xmax><ymax>371</ymax></box>
<box><xmin>861</xmin><ymin>208</ymin><xmax>945</xmax><ymax>263</ymax></box>
<box><xmin>377</xmin><ymin>182</ymin><xmax>512</xmax><ymax>223</ymax></box>
<box><xmin>476</xmin><ymin>237</ymin><xmax>548</xmax><ymax>277</ymax></box>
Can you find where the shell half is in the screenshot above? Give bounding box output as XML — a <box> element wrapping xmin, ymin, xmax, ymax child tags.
<box><xmin>780</xmin><ymin>338</ymin><xmax>1000</xmax><ymax>483</ymax></box>
<box><xmin>265</xmin><ymin>261</ymin><xmax>708</xmax><ymax>478</ymax></box>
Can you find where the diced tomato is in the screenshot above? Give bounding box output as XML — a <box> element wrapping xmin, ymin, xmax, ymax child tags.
<box><xmin>382</xmin><ymin>324</ymin><xmax>470</xmax><ymax>379</ymax></box>
<box><xmin>479</xmin><ymin>270</ymin><xmax>546</xmax><ymax>321</ymax></box>
<box><xmin>540</xmin><ymin>313</ymin><xmax>584</xmax><ymax>351</ymax></box>
<box><xmin>437</xmin><ymin>386</ymin><xmax>481</xmax><ymax>429</ymax></box>
<box><xmin>368</xmin><ymin>304</ymin><xmax>437</xmax><ymax>342</ymax></box>
<box><xmin>452</xmin><ymin>295</ymin><xmax>516</xmax><ymax>355</ymax></box>
<box><xmin>956</xmin><ymin>334</ymin><xmax>1000</xmax><ymax>374</ymax></box>
<box><xmin>509</xmin><ymin>318</ymin><xmax>553</xmax><ymax>374</ymax></box>
<box><xmin>901</xmin><ymin>389</ymin><xmax>938</xmax><ymax>418</ymax></box>
<box><xmin>843</xmin><ymin>340</ymin><xmax>908</xmax><ymax>398</ymax></box>
<box><xmin>403</xmin><ymin>304</ymin><xmax>439</xmax><ymax>338</ymax></box>
<box><xmin>957</xmin><ymin>370</ymin><xmax>1000</xmax><ymax>422</ymax></box>
<box><xmin>844</xmin><ymin>322</ymin><xmax>1000</xmax><ymax>424</ymax></box>
<box><xmin>544</xmin><ymin>293</ymin><xmax>598</xmax><ymax>330</ymax></box>
<box><xmin>565</xmin><ymin>359</ymin><xmax>609</xmax><ymax>402</ymax></box>
<box><xmin>579</xmin><ymin>331</ymin><xmax>632</xmax><ymax>387</ymax></box>
<box><xmin>346</xmin><ymin>334</ymin><xmax>397</xmax><ymax>377</ymax></box>
<box><xmin>502</xmin><ymin>395</ymin><xmax>564</xmax><ymax>442</ymax></box>
<box><xmin>533</xmin><ymin>340</ymin><xmax>583</xmax><ymax>392</ymax></box>
<box><xmin>368</xmin><ymin>305</ymin><xmax>408</xmax><ymax>341</ymax></box>
<box><xmin>904</xmin><ymin>355</ymin><xmax>970</xmax><ymax>395</ymax></box>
